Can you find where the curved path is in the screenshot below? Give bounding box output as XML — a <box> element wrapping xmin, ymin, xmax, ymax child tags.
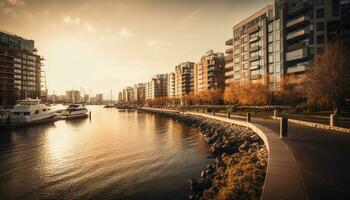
<box><xmin>141</xmin><ymin>108</ymin><xmax>350</xmax><ymax>200</ymax></box>
<box><xmin>215</xmin><ymin>112</ymin><xmax>350</xmax><ymax>200</ymax></box>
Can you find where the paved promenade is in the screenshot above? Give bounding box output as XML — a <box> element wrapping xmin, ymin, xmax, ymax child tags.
<box><xmin>215</xmin><ymin>113</ymin><xmax>350</xmax><ymax>200</ymax></box>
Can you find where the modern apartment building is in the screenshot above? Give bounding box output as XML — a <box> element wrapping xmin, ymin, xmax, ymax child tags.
<box><xmin>194</xmin><ymin>50</ymin><xmax>225</xmax><ymax>94</ymax></box>
<box><xmin>0</xmin><ymin>31</ymin><xmax>43</xmax><ymax>106</ymax></box>
<box><xmin>65</xmin><ymin>90</ymin><xmax>80</xmax><ymax>103</ymax></box>
<box><xmin>145</xmin><ymin>74</ymin><xmax>168</xmax><ymax>100</ymax></box>
<box><xmin>276</xmin><ymin>0</ymin><xmax>350</xmax><ymax>78</ymax></box>
<box><xmin>175</xmin><ymin>62</ymin><xmax>195</xmax><ymax>98</ymax></box>
<box><xmin>133</xmin><ymin>83</ymin><xmax>146</xmax><ymax>103</ymax></box>
<box><xmin>225</xmin><ymin>0</ymin><xmax>350</xmax><ymax>91</ymax></box>
<box><xmin>225</xmin><ymin>5</ymin><xmax>277</xmax><ymax>90</ymax></box>
<box><xmin>167</xmin><ymin>72</ymin><xmax>175</xmax><ymax>98</ymax></box>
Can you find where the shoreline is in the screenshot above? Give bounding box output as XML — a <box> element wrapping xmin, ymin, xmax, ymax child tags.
<box><xmin>138</xmin><ymin>108</ymin><xmax>268</xmax><ymax>200</ymax></box>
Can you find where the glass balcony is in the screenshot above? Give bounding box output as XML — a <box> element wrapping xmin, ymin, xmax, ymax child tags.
<box><xmin>286</xmin><ymin>47</ymin><xmax>308</xmax><ymax>62</ymax></box>
<box><xmin>286</xmin><ymin>16</ymin><xmax>310</xmax><ymax>28</ymax></box>
<box><xmin>286</xmin><ymin>28</ymin><xmax>309</xmax><ymax>40</ymax></box>
<box><xmin>250</xmin><ymin>36</ymin><xmax>260</xmax><ymax>43</ymax></box>
<box><xmin>225</xmin><ymin>47</ymin><xmax>233</xmax><ymax>54</ymax></box>
<box><xmin>225</xmin><ymin>38</ymin><xmax>233</xmax><ymax>46</ymax></box>
<box><xmin>250</xmin><ymin>45</ymin><xmax>260</xmax><ymax>52</ymax></box>
<box><xmin>225</xmin><ymin>54</ymin><xmax>233</xmax><ymax>62</ymax></box>
<box><xmin>250</xmin><ymin>74</ymin><xmax>262</xmax><ymax>80</ymax></box>
<box><xmin>250</xmin><ymin>55</ymin><xmax>260</xmax><ymax>61</ymax></box>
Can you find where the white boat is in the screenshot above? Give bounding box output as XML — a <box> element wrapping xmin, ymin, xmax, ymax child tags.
<box><xmin>6</xmin><ymin>98</ymin><xmax>57</xmax><ymax>127</ymax></box>
<box><xmin>61</xmin><ymin>104</ymin><xmax>88</xmax><ymax>119</ymax></box>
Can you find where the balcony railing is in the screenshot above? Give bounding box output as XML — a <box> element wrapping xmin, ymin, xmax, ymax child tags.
<box><xmin>250</xmin><ymin>36</ymin><xmax>260</xmax><ymax>43</ymax></box>
<box><xmin>225</xmin><ymin>47</ymin><xmax>233</xmax><ymax>54</ymax></box>
<box><xmin>250</xmin><ymin>45</ymin><xmax>260</xmax><ymax>52</ymax></box>
<box><xmin>286</xmin><ymin>64</ymin><xmax>308</xmax><ymax>74</ymax></box>
<box><xmin>225</xmin><ymin>61</ymin><xmax>234</xmax><ymax>68</ymax></box>
<box><xmin>248</xmin><ymin>24</ymin><xmax>260</xmax><ymax>34</ymax></box>
<box><xmin>286</xmin><ymin>28</ymin><xmax>309</xmax><ymax>40</ymax></box>
<box><xmin>250</xmin><ymin>74</ymin><xmax>262</xmax><ymax>80</ymax></box>
<box><xmin>288</xmin><ymin>2</ymin><xmax>309</xmax><ymax>17</ymax></box>
<box><xmin>225</xmin><ymin>38</ymin><xmax>233</xmax><ymax>46</ymax></box>
<box><xmin>286</xmin><ymin>16</ymin><xmax>310</xmax><ymax>28</ymax></box>
<box><xmin>250</xmin><ymin>64</ymin><xmax>261</xmax><ymax>70</ymax></box>
<box><xmin>250</xmin><ymin>55</ymin><xmax>260</xmax><ymax>61</ymax></box>
<box><xmin>287</xmin><ymin>41</ymin><xmax>307</xmax><ymax>52</ymax></box>
<box><xmin>225</xmin><ymin>54</ymin><xmax>233</xmax><ymax>62</ymax></box>
<box><xmin>286</xmin><ymin>47</ymin><xmax>308</xmax><ymax>62</ymax></box>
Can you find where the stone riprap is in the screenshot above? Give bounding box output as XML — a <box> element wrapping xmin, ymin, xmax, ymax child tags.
<box><xmin>138</xmin><ymin>108</ymin><xmax>268</xmax><ymax>200</ymax></box>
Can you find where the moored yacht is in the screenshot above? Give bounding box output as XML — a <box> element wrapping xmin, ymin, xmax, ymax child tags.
<box><xmin>61</xmin><ymin>104</ymin><xmax>88</xmax><ymax>119</ymax></box>
<box><xmin>6</xmin><ymin>98</ymin><xmax>57</xmax><ymax>126</ymax></box>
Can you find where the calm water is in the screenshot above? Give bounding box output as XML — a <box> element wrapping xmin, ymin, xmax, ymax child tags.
<box><xmin>0</xmin><ymin>106</ymin><xmax>213</xmax><ymax>200</ymax></box>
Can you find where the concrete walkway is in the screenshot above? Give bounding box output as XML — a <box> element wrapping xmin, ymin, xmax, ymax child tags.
<box><xmin>215</xmin><ymin>112</ymin><xmax>350</xmax><ymax>200</ymax></box>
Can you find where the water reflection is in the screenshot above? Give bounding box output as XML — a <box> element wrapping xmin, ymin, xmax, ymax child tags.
<box><xmin>0</xmin><ymin>106</ymin><xmax>213</xmax><ymax>200</ymax></box>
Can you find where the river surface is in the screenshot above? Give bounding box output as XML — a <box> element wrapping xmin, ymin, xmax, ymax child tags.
<box><xmin>0</xmin><ymin>106</ymin><xmax>213</xmax><ymax>200</ymax></box>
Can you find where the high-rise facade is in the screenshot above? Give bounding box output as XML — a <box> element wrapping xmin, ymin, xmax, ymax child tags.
<box><xmin>0</xmin><ymin>31</ymin><xmax>43</xmax><ymax>106</ymax></box>
<box><xmin>194</xmin><ymin>50</ymin><xmax>225</xmax><ymax>94</ymax></box>
<box><xmin>144</xmin><ymin>74</ymin><xmax>168</xmax><ymax>100</ymax></box>
<box><xmin>66</xmin><ymin>90</ymin><xmax>80</xmax><ymax>103</ymax></box>
<box><xmin>225</xmin><ymin>0</ymin><xmax>350</xmax><ymax>91</ymax></box>
<box><xmin>167</xmin><ymin>72</ymin><xmax>175</xmax><ymax>98</ymax></box>
<box><xmin>225</xmin><ymin>5</ymin><xmax>277</xmax><ymax>90</ymax></box>
<box><xmin>276</xmin><ymin>0</ymin><xmax>350</xmax><ymax>79</ymax></box>
<box><xmin>175</xmin><ymin>62</ymin><xmax>194</xmax><ymax>98</ymax></box>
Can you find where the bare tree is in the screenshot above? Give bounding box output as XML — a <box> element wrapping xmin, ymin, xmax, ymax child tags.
<box><xmin>305</xmin><ymin>40</ymin><xmax>350</xmax><ymax>115</ymax></box>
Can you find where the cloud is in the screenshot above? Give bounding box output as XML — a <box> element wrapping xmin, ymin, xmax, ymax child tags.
<box><xmin>101</xmin><ymin>27</ymin><xmax>133</xmax><ymax>42</ymax></box>
<box><xmin>119</xmin><ymin>27</ymin><xmax>132</xmax><ymax>38</ymax></box>
<box><xmin>147</xmin><ymin>39</ymin><xmax>171</xmax><ymax>48</ymax></box>
<box><xmin>84</xmin><ymin>22</ymin><xmax>96</xmax><ymax>32</ymax></box>
<box><xmin>62</xmin><ymin>16</ymin><xmax>81</xmax><ymax>24</ymax></box>
<box><xmin>6</xmin><ymin>0</ymin><xmax>25</xmax><ymax>6</ymax></box>
<box><xmin>2</xmin><ymin>7</ymin><xmax>15</xmax><ymax>16</ymax></box>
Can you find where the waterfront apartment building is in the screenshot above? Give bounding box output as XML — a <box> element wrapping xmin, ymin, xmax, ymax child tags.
<box><xmin>225</xmin><ymin>5</ymin><xmax>278</xmax><ymax>90</ymax></box>
<box><xmin>175</xmin><ymin>62</ymin><xmax>195</xmax><ymax>98</ymax></box>
<box><xmin>225</xmin><ymin>0</ymin><xmax>350</xmax><ymax>91</ymax></box>
<box><xmin>133</xmin><ymin>83</ymin><xmax>146</xmax><ymax>103</ymax></box>
<box><xmin>167</xmin><ymin>72</ymin><xmax>175</xmax><ymax>98</ymax></box>
<box><xmin>66</xmin><ymin>90</ymin><xmax>80</xmax><ymax>103</ymax></box>
<box><xmin>275</xmin><ymin>0</ymin><xmax>350</xmax><ymax>78</ymax></box>
<box><xmin>95</xmin><ymin>94</ymin><xmax>103</xmax><ymax>104</ymax></box>
<box><xmin>0</xmin><ymin>31</ymin><xmax>43</xmax><ymax>106</ymax></box>
<box><xmin>194</xmin><ymin>50</ymin><xmax>225</xmax><ymax>94</ymax></box>
<box><xmin>145</xmin><ymin>74</ymin><xmax>168</xmax><ymax>100</ymax></box>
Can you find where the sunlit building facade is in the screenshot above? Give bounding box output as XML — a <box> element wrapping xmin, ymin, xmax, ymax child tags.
<box><xmin>0</xmin><ymin>31</ymin><xmax>43</xmax><ymax>106</ymax></box>
<box><xmin>175</xmin><ymin>62</ymin><xmax>194</xmax><ymax>98</ymax></box>
<box><xmin>194</xmin><ymin>50</ymin><xmax>225</xmax><ymax>94</ymax></box>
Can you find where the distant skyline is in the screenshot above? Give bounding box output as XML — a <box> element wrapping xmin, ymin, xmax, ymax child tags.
<box><xmin>0</xmin><ymin>0</ymin><xmax>272</xmax><ymax>98</ymax></box>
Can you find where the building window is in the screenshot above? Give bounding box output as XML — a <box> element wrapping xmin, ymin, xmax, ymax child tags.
<box><xmin>275</xmin><ymin>63</ymin><xmax>281</xmax><ymax>73</ymax></box>
<box><xmin>332</xmin><ymin>0</ymin><xmax>340</xmax><ymax>16</ymax></box>
<box><xmin>316</xmin><ymin>22</ymin><xmax>325</xmax><ymax>31</ymax></box>
<box><xmin>317</xmin><ymin>34</ymin><xmax>325</xmax><ymax>44</ymax></box>
<box><xmin>275</xmin><ymin>20</ymin><xmax>280</xmax><ymax>31</ymax></box>
<box><xmin>234</xmin><ymin>49</ymin><xmax>240</xmax><ymax>55</ymax></box>
<box><xmin>243</xmin><ymin>63</ymin><xmax>249</xmax><ymax>70</ymax></box>
<box><xmin>268</xmin><ymin>23</ymin><xmax>273</xmax><ymax>33</ymax></box>
<box><xmin>316</xmin><ymin>8</ymin><xmax>324</xmax><ymax>18</ymax></box>
<box><xmin>242</xmin><ymin>45</ymin><xmax>248</xmax><ymax>52</ymax></box>
<box><xmin>275</xmin><ymin>43</ymin><xmax>281</xmax><ymax>52</ymax></box>
<box><xmin>275</xmin><ymin>31</ymin><xmax>280</xmax><ymax>41</ymax></box>
<box><xmin>268</xmin><ymin>34</ymin><xmax>273</xmax><ymax>43</ymax></box>
<box><xmin>242</xmin><ymin>36</ymin><xmax>248</xmax><ymax>43</ymax></box>
<box><xmin>268</xmin><ymin>44</ymin><xmax>273</xmax><ymax>53</ymax></box>
<box><xmin>243</xmin><ymin>54</ymin><xmax>248</xmax><ymax>61</ymax></box>
<box><xmin>275</xmin><ymin>52</ymin><xmax>281</xmax><ymax>62</ymax></box>
<box><xmin>268</xmin><ymin>64</ymin><xmax>274</xmax><ymax>73</ymax></box>
<box><xmin>268</xmin><ymin>54</ymin><xmax>274</xmax><ymax>64</ymax></box>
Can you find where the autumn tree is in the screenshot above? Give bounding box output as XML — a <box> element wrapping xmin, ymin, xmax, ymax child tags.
<box><xmin>305</xmin><ymin>40</ymin><xmax>350</xmax><ymax>115</ymax></box>
<box><xmin>223</xmin><ymin>81</ymin><xmax>240</xmax><ymax>105</ymax></box>
<box><xmin>278</xmin><ymin>74</ymin><xmax>305</xmax><ymax>105</ymax></box>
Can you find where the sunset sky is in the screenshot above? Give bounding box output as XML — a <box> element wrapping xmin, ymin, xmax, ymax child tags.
<box><xmin>0</xmin><ymin>0</ymin><xmax>271</xmax><ymax>98</ymax></box>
